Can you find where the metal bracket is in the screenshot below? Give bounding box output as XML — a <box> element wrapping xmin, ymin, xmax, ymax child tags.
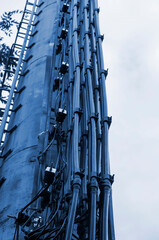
<box><xmin>17</xmin><ymin>86</ymin><xmax>26</xmax><ymax>94</ymax></box>
<box><xmin>27</xmin><ymin>42</ymin><xmax>36</xmax><ymax>49</ymax></box>
<box><xmin>21</xmin><ymin>69</ymin><xmax>30</xmax><ymax>77</ymax></box>
<box><xmin>0</xmin><ymin>149</ymin><xmax>12</xmax><ymax>159</ymax></box>
<box><xmin>4</xmin><ymin>125</ymin><xmax>17</xmax><ymax>134</ymax></box>
<box><xmin>35</xmin><ymin>10</ymin><xmax>42</xmax><ymax>16</ymax></box>
<box><xmin>101</xmin><ymin>116</ymin><xmax>112</xmax><ymax>128</ymax></box>
<box><xmin>30</xmin><ymin>30</ymin><xmax>38</xmax><ymax>37</ymax></box>
<box><xmin>24</xmin><ymin>55</ymin><xmax>33</xmax><ymax>63</ymax></box>
<box><xmin>12</xmin><ymin>104</ymin><xmax>22</xmax><ymax>113</ymax></box>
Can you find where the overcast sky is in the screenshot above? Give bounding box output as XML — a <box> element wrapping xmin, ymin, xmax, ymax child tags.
<box><xmin>1</xmin><ymin>0</ymin><xmax>159</xmax><ymax>239</ymax></box>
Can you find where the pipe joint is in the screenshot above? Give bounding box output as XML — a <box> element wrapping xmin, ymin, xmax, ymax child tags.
<box><xmin>72</xmin><ymin>174</ymin><xmax>81</xmax><ymax>190</ymax></box>
<box><xmin>89</xmin><ymin>177</ymin><xmax>98</xmax><ymax>192</ymax></box>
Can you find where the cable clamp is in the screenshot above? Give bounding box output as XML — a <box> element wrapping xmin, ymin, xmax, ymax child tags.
<box><xmin>81</xmin><ymin>130</ymin><xmax>88</xmax><ymax>139</ymax></box>
<box><xmin>96</xmin><ymin>34</ymin><xmax>104</xmax><ymax>42</ymax></box>
<box><xmin>69</xmin><ymin>78</ymin><xmax>74</xmax><ymax>84</ymax></box>
<box><xmin>101</xmin><ymin>116</ymin><xmax>112</xmax><ymax>128</ymax></box>
<box><xmin>100</xmin><ymin>68</ymin><xmax>108</xmax><ymax>78</ymax></box>
<box><xmin>85</xmin><ymin>65</ymin><xmax>93</xmax><ymax>74</ymax></box>
<box><xmin>73</xmin><ymin>108</ymin><xmax>83</xmax><ymax>117</ymax></box>
<box><xmin>92</xmin><ymin>49</ymin><xmax>97</xmax><ymax>54</ymax></box>
<box><xmin>94</xmin><ymin>84</ymin><xmax>99</xmax><ymax>91</ymax></box>
<box><xmin>73</xmin><ymin>27</ymin><xmax>80</xmax><ymax>33</ymax></box>
<box><xmin>94</xmin><ymin>8</ymin><xmax>100</xmax><ymax>14</ymax></box>
<box><xmin>73</xmin><ymin>3</ymin><xmax>79</xmax><ymax>8</ymax></box>
<box><xmin>97</xmin><ymin>133</ymin><xmax>102</xmax><ymax>140</ymax></box>
<box><xmin>90</xmin><ymin>112</ymin><xmax>99</xmax><ymax>121</ymax></box>
<box><xmin>81</xmin><ymin>80</ymin><xmax>85</xmax><ymax>86</ymax></box>
<box><xmin>67</xmin><ymin>124</ymin><xmax>73</xmax><ymax>133</ymax></box>
<box><xmin>75</xmin><ymin>63</ymin><xmax>81</xmax><ymax>69</ymax></box>
<box><xmin>74</xmin><ymin>170</ymin><xmax>85</xmax><ymax>179</ymax></box>
<box><xmin>98</xmin><ymin>174</ymin><xmax>114</xmax><ymax>187</ymax></box>
<box><xmin>80</xmin><ymin>45</ymin><xmax>84</xmax><ymax>50</ymax></box>
<box><xmin>83</xmin><ymin>5</ymin><xmax>89</xmax><ymax>11</ymax></box>
<box><xmin>84</xmin><ymin>31</ymin><xmax>91</xmax><ymax>37</ymax></box>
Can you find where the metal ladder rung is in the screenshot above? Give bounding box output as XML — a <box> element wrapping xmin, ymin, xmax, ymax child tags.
<box><xmin>23</xmin><ymin>18</ymin><xmax>30</xmax><ymax>22</ymax></box>
<box><xmin>19</xmin><ymin>26</ymin><xmax>27</xmax><ymax>31</ymax></box>
<box><xmin>27</xmin><ymin>2</ymin><xmax>34</xmax><ymax>6</ymax></box>
<box><xmin>18</xmin><ymin>32</ymin><xmax>26</xmax><ymax>35</ymax></box>
<box><xmin>3</xmin><ymin>69</ymin><xmax>15</xmax><ymax>74</ymax></box>
<box><xmin>9</xmin><ymin>56</ymin><xmax>19</xmax><ymax>61</ymax></box>
<box><xmin>17</xmin><ymin>35</ymin><xmax>25</xmax><ymax>39</ymax></box>
<box><xmin>21</xmin><ymin>21</ymin><xmax>30</xmax><ymax>25</ymax></box>
<box><xmin>24</xmin><ymin>10</ymin><xmax>32</xmax><ymax>14</ymax></box>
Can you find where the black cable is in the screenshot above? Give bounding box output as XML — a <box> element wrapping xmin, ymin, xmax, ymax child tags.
<box><xmin>44</xmin><ymin>217</ymin><xmax>67</xmax><ymax>240</ymax></box>
<box><xmin>20</xmin><ymin>185</ymin><xmax>48</xmax><ymax>214</ymax></box>
<box><xmin>28</xmin><ymin>197</ymin><xmax>62</xmax><ymax>240</ymax></box>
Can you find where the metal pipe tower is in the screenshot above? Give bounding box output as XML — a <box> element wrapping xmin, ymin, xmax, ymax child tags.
<box><xmin>0</xmin><ymin>0</ymin><xmax>115</xmax><ymax>239</ymax></box>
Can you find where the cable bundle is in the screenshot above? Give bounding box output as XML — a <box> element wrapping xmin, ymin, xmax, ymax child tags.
<box><xmin>12</xmin><ymin>0</ymin><xmax>115</xmax><ymax>239</ymax></box>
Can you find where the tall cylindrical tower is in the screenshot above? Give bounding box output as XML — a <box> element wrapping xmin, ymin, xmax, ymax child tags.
<box><xmin>0</xmin><ymin>0</ymin><xmax>115</xmax><ymax>239</ymax></box>
<box><xmin>0</xmin><ymin>0</ymin><xmax>60</xmax><ymax>238</ymax></box>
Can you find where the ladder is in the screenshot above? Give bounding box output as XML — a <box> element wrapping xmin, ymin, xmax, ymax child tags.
<box><xmin>0</xmin><ymin>0</ymin><xmax>40</xmax><ymax>150</ymax></box>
